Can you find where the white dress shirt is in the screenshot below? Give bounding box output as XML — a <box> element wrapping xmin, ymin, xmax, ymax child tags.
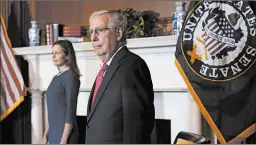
<box><xmin>101</xmin><ymin>46</ymin><xmax>124</xmax><ymax>76</ymax></box>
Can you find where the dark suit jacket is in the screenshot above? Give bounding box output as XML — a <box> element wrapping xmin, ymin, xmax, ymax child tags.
<box><xmin>85</xmin><ymin>46</ymin><xmax>155</xmax><ymax>144</ymax></box>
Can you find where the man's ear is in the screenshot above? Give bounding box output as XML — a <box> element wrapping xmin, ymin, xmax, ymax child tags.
<box><xmin>116</xmin><ymin>28</ymin><xmax>123</xmax><ymax>41</ymax></box>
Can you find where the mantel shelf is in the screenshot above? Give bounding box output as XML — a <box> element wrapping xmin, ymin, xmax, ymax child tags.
<box><xmin>13</xmin><ymin>35</ymin><xmax>178</xmax><ymax>55</ymax></box>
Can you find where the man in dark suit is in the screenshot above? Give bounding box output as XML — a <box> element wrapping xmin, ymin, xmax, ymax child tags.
<box><xmin>85</xmin><ymin>10</ymin><xmax>155</xmax><ymax>144</ymax></box>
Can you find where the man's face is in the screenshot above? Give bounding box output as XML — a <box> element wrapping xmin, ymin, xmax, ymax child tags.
<box><xmin>89</xmin><ymin>14</ymin><xmax>119</xmax><ymax>63</ymax></box>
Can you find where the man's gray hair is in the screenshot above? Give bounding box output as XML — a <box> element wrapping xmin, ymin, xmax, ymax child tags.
<box><xmin>89</xmin><ymin>10</ymin><xmax>128</xmax><ymax>46</ymax></box>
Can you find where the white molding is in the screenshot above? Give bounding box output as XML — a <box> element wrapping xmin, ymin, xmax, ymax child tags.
<box><xmin>22</xmin><ymin>54</ymin><xmax>37</xmax><ymax>61</ymax></box>
<box><xmin>39</xmin><ymin>87</ymin><xmax>188</xmax><ymax>92</ymax></box>
<box><xmin>127</xmin><ymin>35</ymin><xmax>178</xmax><ymax>48</ymax></box>
<box><xmin>13</xmin><ymin>36</ymin><xmax>178</xmax><ymax>55</ymax></box>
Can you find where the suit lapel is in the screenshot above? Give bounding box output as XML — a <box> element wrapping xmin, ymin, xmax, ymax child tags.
<box><xmin>87</xmin><ymin>46</ymin><xmax>129</xmax><ymax>123</ymax></box>
<box><xmin>87</xmin><ymin>61</ymin><xmax>120</xmax><ymax>123</ymax></box>
<box><xmin>87</xmin><ymin>81</ymin><xmax>96</xmax><ymax>119</ymax></box>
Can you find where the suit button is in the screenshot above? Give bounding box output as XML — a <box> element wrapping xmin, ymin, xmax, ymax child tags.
<box><xmin>86</xmin><ymin>125</ymin><xmax>90</xmax><ymax>129</ymax></box>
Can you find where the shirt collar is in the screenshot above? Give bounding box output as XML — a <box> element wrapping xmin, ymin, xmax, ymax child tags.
<box><xmin>101</xmin><ymin>45</ymin><xmax>124</xmax><ymax>67</ymax></box>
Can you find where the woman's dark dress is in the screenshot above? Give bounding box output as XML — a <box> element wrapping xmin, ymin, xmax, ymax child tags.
<box><xmin>46</xmin><ymin>70</ymin><xmax>80</xmax><ymax>144</ymax></box>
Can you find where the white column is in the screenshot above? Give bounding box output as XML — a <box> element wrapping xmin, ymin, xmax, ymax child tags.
<box><xmin>30</xmin><ymin>89</ymin><xmax>43</xmax><ymax>144</ymax></box>
<box><xmin>23</xmin><ymin>54</ymin><xmax>43</xmax><ymax>144</ymax></box>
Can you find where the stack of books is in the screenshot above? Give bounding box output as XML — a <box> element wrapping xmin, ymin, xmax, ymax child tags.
<box><xmin>59</xmin><ymin>25</ymin><xmax>90</xmax><ymax>43</ymax></box>
<box><xmin>46</xmin><ymin>23</ymin><xmax>60</xmax><ymax>45</ymax></box>
<box><xmin>45</xmin><ymin>24</ymin><xmax>90</xmax><ymax>45</ymax></box>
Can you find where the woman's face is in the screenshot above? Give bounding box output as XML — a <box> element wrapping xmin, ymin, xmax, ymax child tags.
<box><xmin>52</xmin><ymin>44</ymin><xmax>67</xmax><ymax>67</ymax></box>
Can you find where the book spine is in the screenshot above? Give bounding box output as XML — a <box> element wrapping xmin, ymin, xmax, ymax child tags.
<box><xmin>46</xmin><ymin>24</ymin><xmax>50</xmax><ymax>45</ymax></box>
<box><xmin>49</xmin><ymin>24</ymin><xmax>54</xmax><ymax>45</ymax></box>
<box><xmin>58</xmin><ymin>36</ymin><xmax>84</xmax><ymax>43</ymax></box>
<box><xmin>53</xmin><ymin>24</ymin><xmax>59</xmax><ymax>43</ymax></box>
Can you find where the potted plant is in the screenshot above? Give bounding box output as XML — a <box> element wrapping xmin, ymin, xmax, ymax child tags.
<box><xmin>117</xmin><ymin>8</ymin><xmax>160</xmax><ymax>38</ymax></box>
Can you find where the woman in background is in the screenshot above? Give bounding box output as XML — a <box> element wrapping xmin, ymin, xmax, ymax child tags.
<box><xmin>43</xmin><ymin>40</ymin><xmax>81</xmax><ymax>144</ymax></box>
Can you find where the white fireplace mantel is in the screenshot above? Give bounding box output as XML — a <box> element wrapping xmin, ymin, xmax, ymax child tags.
<box><xmin>13</xmin><ymin>36</ymin><xmax>178</xmax><ymax>55</ymax></box>
<box><xmin>13</xmin><ymin>35</ymin><xmax>201</xmax><ymax>144</ymax></box>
